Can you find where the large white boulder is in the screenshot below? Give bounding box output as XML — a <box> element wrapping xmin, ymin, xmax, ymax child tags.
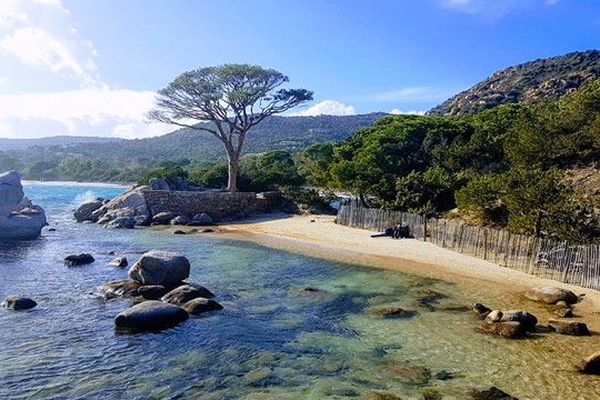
<box><xmin>0</xmin><ymin>171</ymin><xmax>47</xmax><ymax>240</ymax></box>
<box><xmin>92</xmin><ymin>185</ymin><xmax>150</xmax><ymax>223</ymax></box>
<box><xmin>128</xmin><ymin>250</ymin><xmax>190</xmax><ymax>287</ymax></box>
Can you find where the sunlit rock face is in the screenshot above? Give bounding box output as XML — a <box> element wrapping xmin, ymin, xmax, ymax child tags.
<box><xmin>0</xmin><ymin>170</ymin><xmax>47</xmax><ymax>240</ymax></box>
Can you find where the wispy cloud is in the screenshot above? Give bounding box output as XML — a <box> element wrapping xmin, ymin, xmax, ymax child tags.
<box><xmin>294</xmin><ymin>100</ymin><xmax>356</xmax><ymax>116</ymax></box>
<box><xmin>390</xmin><ymin>109</ymin><xmax>426</xmax><ymax>116</ymax></box>
<box><xmin>0</xmin><ymin>0</ymin><xmax>99</xmax><ymax>87</ymax></box>
<box><xmin>440</xmin><ymin>0</ymin><xmax>560</xmax><ymax>18</ymax></box>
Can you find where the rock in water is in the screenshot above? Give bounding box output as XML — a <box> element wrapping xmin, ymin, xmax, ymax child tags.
<box><xmin>152</xmin><ymin>212</ymin><xmax>177</xmax><ymax>225</ymax></box>
<box><xmin>128</xmin><ymin>250</ymin><xmax>190</xmax><ymax>286</ymax></box>
<box><xmin>161</xmin><ymin>284</ymin><xmax>215</xmax><ymax>305</ymax></box>
<box><xmin>472</xmin><ymin>303</ymin><xmax>492</xmax><ymax>319</ymax></box>
<box><xmin>137</xmin><ymin>285</ymin><xmax>169</xmax><ymax>300</ymax></box>
<box><xmin>480</xmin><ymin>321</ymin><xmax>526</xmax><ymax>339</ymax></box>
<box><xmin>370</xmin><ymin>307</ymin><xmax>417</xmax><ymax>319</ymax></box>
<box><xmin>0</xmin><ymin>171</ymin><xmax>47</xmax><ymax>240</ymax></box>
<box><xmin>73</xmin><ymin>199</ymin><xmax>104</xmax><ymax>222</ymax></box>
<box><xmin>64</xmin><ymin>253</ymin><xmax>95</xmax><ymax>266</ymax></box>
<box><xmin>470</xmin><ymin>386</ymin><xmax>519</xmax><ymax>399</ymax></box>
<box><xmin>98</xmin><ymin>279</ymin><xmax>141</xmax><ymax>299</ymax></box>
<box><xmin>182</xmin><ymin>298</ymin><xmax>223</xmax><ymax>314</ymax></box>
<box><xmin>92</xmin><ymin>186</ymin><xmax>150</xmax><ymax>225</ymax></box>
<box><xmin>485</xmin><ymin>310</ymin><xmax>538</xmax><ymax>332</ymax></box>
<box><xmin>579</xmin><ymin>352</ymin><xmax>600</xmax><ymax>375</ymax></box>
<box><xmin>108</xmin><ymin>257</ymin><xmax>128</xmax><ymax>268</ymax></box>
<box><xmin>114</xmin><ymin>300</ymin><xmax>189</xmax><ymax>331</ymax></box>
<box><xmin>547</xmin><ymin>319</ymin><xmax>590</xmax><ymax>336</ymax></box>
<box><xmin>104</xmin><ymin>217</ymin><xmax>136</xmax><ymax>229</ymax></box>
<box><xmin>2</xmin><ymin>296</ymin><xmax>37</xmax><ymax>310</ymax></box>
<box><xmin>525</xmin><ymin>287</ymin><xmax>578</xmax><ymax>305</ymax></box>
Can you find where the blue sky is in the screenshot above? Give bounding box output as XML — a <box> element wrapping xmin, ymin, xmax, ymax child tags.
<box><xmin>0</xmin><ymin>0</ymin><xmax>598</xmax><ymax>139</ymax></box>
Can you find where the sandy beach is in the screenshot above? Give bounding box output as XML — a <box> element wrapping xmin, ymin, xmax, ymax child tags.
<box><xmin>203</xmin><ymin>213</ymin><xmax>600</xmax><ymax>330</ymax></box>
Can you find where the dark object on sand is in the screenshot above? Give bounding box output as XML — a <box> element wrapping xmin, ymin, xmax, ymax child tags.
<box><xmin>371</xmin><ymin>224</ymin><xmax>411</xmax><ymax>239</ymax></box>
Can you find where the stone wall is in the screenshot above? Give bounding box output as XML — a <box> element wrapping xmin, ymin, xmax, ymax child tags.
<box><xmin>143</xmin><ymin>190</ymin><xmax>283</xmax><ymax>221</ymax></box>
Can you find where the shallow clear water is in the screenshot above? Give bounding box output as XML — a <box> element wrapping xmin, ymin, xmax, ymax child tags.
<box><xmin>1</xmin><ymin>183</ymin><xmax>600</xmax><ymax>400</ymax></box>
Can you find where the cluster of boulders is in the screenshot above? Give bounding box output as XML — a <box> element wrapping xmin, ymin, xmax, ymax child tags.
<box><xmin>73</xmin><ymin>185</ymin><xmax>215</xmax><ymax>230</ymax></box>
<box><xmin>0</xmin><ymin>171</ymin><xmax>47</xmax><ymax>240</ymax></box>
<box><xmin>97</xmin><ymin>250</ymin><xmax>223</xmax><ymax>331</ymax></box>
<box><xmin>472</xmin><ymin>286</ymin><xmax>589</xmax><ymax>339</ymax></box>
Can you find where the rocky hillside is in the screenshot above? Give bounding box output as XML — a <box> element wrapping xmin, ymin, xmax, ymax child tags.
<box><xmin>429</xmin><ymin>50</ymin><xmax>600</xmax><ymax>116</ymax></box>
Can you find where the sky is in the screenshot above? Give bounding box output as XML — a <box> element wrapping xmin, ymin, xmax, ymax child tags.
<box><xmin>0</xmin><ymin>0</ymin><xmax>598</xmax><ymax>139</ymax></box>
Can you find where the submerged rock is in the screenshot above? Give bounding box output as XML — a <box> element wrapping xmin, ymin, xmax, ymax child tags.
<box><xmin>360</xmin><ymin>392</ymin><xmax>404</xmax><ymax>400</ymax></box>
<box><xmin>108</xmin><ymin>257</ymin><xmax>128</xmax><ymax>268</ymax></box>
<box><xmin>64</xmin><ymin>253</ymin><xmax>95</xmax><ymax>267</ymax></box>
<box><xmin>547</xmin><ymin>319</ymin><xmax>590</xmax><ymax>336</ymax></box>
<box><xmin>479</xmin><ymin>321</ymin><xmax>526</xmax><ymax>339</ymax></box>
<box><xmin>579</xmin><ymin>351</ymin><xmax>600</xmax><ymax>375</ymax></box>
<box><xmin>0</xmin><ymin>171</ymin><xmax>47</xmax><ymax>240</ymax></box>
<box><xmin>383</xmin><ymin>363</ymin><xmax>431</xmax><ymax>384</ymax></box>
<box><xmin>182</xmin><ymin>297</ymin><xmax>223</xmax><ymax>314</ymax></box>
<box><xmin>161</xmin><ymin>284</ymin><xmax>215</xmax><ymax>305</ymax></box>
<box><xmin>370</xmin><ymin>307</ymin><xmax>418</xmax><ymax>319</ymax></box>
<box><xmin>470</xmin><ymin>386</ymin><xmax>519</xmax><ymax>400</ymax></box>
<box><xmin>2</xmin><ymin>296</ymin><xmax>37</xmax><ymax>310</ymax></box>
<box><xmin>114</xmin><ymin>300</ymin><xmax>189</xmax><ymax>331</ymax></box>
<box><xmin>98</xmin><ymin>279</ymin><xmax>141</xmax><ymax>299</ymax></box>
<box><xmin>525</xmin><ymin>287</ymin><xmax>578</xmax><ymax>305</ymax></box>
<box><xmin>128</xmin><ymin>250</ymin><xmax>190</xmax><ymax>286</ymax></box>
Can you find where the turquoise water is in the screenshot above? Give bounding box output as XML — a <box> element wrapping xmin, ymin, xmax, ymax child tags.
<box><xmin>1</xmin><ymin>183</ymin><xmax>600</xmax><ymax>399</ymax></box>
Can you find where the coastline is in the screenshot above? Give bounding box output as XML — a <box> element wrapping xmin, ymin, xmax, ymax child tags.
<box><xmin>22</xmin><ymin>180</ymin><xmax>132</xmax><ymax>188</ymax></box>
<box><xmin>196</xmin><ymin>213</ymin><xmax>600</xmax><ymax>330</ymax></box>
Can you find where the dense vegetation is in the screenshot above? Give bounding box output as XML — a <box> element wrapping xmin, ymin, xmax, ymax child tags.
<box><xmin>429</xmin><ymin>50</ymin><xmax>600</xmax><ymax>116</ymax></box>
<box><xmin>0</xmin><ymin>113</ymin><xmax>384</xmax><ymax>182</ymax></box>
<box><xmin>302</xmin><ymin>80</ymin><xmax>600</xmax><ymax>242</ymax></box>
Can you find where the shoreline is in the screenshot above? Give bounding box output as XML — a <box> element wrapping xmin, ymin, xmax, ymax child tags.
<box><xmin>194</xmin><ymin>213</ymin><xmax>600</xmax><ymax>330</ymax></box>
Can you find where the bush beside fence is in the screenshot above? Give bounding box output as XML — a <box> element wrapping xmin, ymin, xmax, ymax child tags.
<box><xmin>336</xmin><ymin>202</ymin><xmax>600</xmax><ymax>290</ymax></box>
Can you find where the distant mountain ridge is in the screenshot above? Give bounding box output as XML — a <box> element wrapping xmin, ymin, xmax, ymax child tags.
<box><xmin>428</xmin><ymin>50</ymin><xmax>600</xmax><ymax>116</ymax></box>
<box><xmin>0</xmin><ymin>135</ymin><xmax>122</xmax><ymax>151</ymax></box>
<box><xmin>4</xmin><ymin>113</ymin><xmax>386</xmax><ymax>166</ymax></box>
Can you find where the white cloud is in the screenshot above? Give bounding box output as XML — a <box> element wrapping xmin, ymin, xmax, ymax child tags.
<box><xmin>294</xmin><ymin>100</ymin><xmax>356</xmax><ymax>116</ymax></box>
<box><xmin>390</xmin><ymin>109</ymin><xmax>426</xmax><ymax>115</ymax></box>
<box><xmin>1</xmin><ymin>27</ymin><xmax>95</xmax><ymax>84</ymax></box>
<box><xmin>365</xmin><ymin>87</ymin><xmax>455</xmax><ymax>103</ymax></box>
<box><xmin>440</xmin><ymin>0</ymin><xmax>559</xmax><ymax>17</ymax></box>
<box><xmin>0</xmin><ymin>0</ymin><xmax>98</xmax><ymax>87</ymax></box>
<box><xmin>0</xmin><ymin>89</ymin><xmax>173</xmax><ymax>139</ymax></box>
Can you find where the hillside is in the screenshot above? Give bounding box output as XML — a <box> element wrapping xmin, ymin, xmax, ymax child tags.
<box><xmin>0</xmin><ymin>136</ymin><xmax>122</xmax><ymax>151</ymax></box>
<box><xmin>0</xmin><ymin>113</ymin><xmax>385</xmax><ymax>181</ymax></box>
<box><xmin>429</xmin><ymin>50</ymin><xmax>600</xmax><ymax>116</ymax></box>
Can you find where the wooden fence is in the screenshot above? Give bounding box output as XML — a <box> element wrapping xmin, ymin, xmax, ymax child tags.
<box><xmin>336</xmin><ymin>202</ymin><xmax>600</xmax><ymax>290</ymax></box>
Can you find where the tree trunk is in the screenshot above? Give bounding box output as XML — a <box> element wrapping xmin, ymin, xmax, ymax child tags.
<box><xmin>227</xmin><ymin>157</ymin><xmax>239</xmax><ymax>192</ymax></box>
